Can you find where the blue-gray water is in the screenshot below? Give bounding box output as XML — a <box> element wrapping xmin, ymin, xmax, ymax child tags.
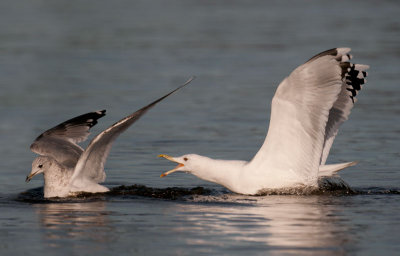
<box><xmin>1</xmin><ymin>0</ymin><xmax>399</xmax><ymax>255</ymax></box>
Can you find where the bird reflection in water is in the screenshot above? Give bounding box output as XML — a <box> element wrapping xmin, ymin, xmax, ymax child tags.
<box><xmin>34</xmin><ymin>201</ymin><xmax>114</xmax><ymax>251</ymax></box>
<box><xmin>168</xmin><ymin>195</ymin><xmax>353</xmax><ymax>254</ymax></box>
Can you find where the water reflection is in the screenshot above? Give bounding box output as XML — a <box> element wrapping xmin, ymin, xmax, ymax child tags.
<box><xmin>34</xmin><ymin>201</ymin><xmax>114</xmax><ymax>251</ymax></box>
<box><xmin>170</xmin><ymin>195</ymin><xmax>352</xmax><ymax>254</ymax></box>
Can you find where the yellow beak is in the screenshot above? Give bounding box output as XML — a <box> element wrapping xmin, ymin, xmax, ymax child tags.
<box><xmin>25</xmin><ymin>171</ymin><xmax>38</xmax><ymax>182</ymax></box>
<box><xmin>158</xmin><ymin>154</ymin><xmax>184</xmax><ymax>177</ymax></box>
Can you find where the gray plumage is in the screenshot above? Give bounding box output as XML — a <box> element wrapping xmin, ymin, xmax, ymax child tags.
<box><xmin>27</xmin><ymin>77</ymin><xmax>194</xmax><ymax>198</ymax></box>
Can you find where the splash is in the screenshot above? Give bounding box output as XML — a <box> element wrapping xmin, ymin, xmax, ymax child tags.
<box><xmin>16</xmin><ymin>178</ymin><xmax>400</xmax><ymax>203</ymax></box>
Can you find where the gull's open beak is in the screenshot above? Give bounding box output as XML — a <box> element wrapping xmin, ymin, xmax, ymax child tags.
<box><xmin>158</xmin><ymin>154</ymin><xmax>184</xmax><ymax>177</ymax></box>
<box><xmin>25</xmin><ymin>171</ymin><xmax>38</xmax><ymax>182</ymax></box>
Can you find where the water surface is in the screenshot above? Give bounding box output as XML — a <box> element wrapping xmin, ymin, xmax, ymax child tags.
<box><xmin>1</xmin><ymin>0</ymin><xmax>399</xmax><ymax>255</ymax></box>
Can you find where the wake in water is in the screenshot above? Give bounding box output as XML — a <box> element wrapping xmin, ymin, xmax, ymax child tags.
<box><xmin>257</xmin><ymin>176</ymin><xmax>355</xmax><ymax>196</ymax></box>
<box><xmin>16</xmin><ymin>185</ymin><xmax>212</xmax><ymax>203</ymax></box>
<box><xmin>17</xmin><ymin>176</ymin><xmax>400</xmax><ymax>203</ymax></box>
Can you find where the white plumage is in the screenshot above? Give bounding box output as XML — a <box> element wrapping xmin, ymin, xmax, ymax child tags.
<box><xmin>26</xmin><ymin>77</ymin><xmax>194</xmax><ymax>198</ymax></box>
<box><xmin>160</xmin><ymin>48</ymin><xmax>369</xmax><ymax>195</ymax></box>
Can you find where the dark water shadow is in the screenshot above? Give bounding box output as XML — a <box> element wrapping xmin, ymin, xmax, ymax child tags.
<box><xmin>15</xmin><ymin>185</ymin><xmax>213</xmax><ymax>204</ymax></box>
<box><xmin>15</xmin><ymin>179</ymin><xmax>400</xmax><ymax>204</ymax></box>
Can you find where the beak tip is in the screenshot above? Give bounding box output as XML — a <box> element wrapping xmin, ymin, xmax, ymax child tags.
<box><xmin>160</xmin><ymin>173</ymin><xmax>166</xmax><ymax>178</ymax></box>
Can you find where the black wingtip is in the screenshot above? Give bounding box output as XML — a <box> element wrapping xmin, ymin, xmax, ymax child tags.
<box><xmin>146</xmin><ymin>76</ymin><xmax>196</xmax><ymax>107</ymax></box>
<box><xmin>305</xmin><ymin>48</ymin><xmax>369</xmax><ymax>104</ymax></box>
<box><xmin>114</xmin><ymin>76</ymin><xmax>195</xmax><ymax>126</ymax></box>
<box><xmin>97</xmin><ymin>110</ymin><xmax>106</xmax><ymax>115</ymax></box>
<box><xmin>86</xmin><ymin>110</ymin><xmax>106</xmax><ymax>127</ymax></box>
<box><xmin>95</xmin><ymin>76</ymin><xmax>196</xmax><ymax>140</ymax></box>
<box><xmin>341</xmin><ymin>64</ymin><xmax>368</xmax><ymax>103</ymax></box>
<box><xmin>94</xmin><ymin>110</ymin><xmax>106</xmax><ymax>119</ymax></box>
<box><xmin>52</xmin><ymin>110</ymin><xmax>107</xmax><ymax>130</ymax></box>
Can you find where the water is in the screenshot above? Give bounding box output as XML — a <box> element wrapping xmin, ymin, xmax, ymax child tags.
<box><xmin>1</xmin><ymin>0</ymin><xmax>400</xmax><ymax>255</ymax></box>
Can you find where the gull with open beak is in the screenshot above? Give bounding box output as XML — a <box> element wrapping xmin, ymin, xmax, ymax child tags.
<box><xmin>159</xmin><ymin>48</ymin><xmax>368</xmax><ymax>195</ymax></box>
<box><xmin>158</xmin><ymin>154</ymin><xmax>186</xmax><ymax>177</ymax></box>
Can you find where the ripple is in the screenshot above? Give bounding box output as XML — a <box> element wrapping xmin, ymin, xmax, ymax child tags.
<box><xmin>15</xmin><ymin>185</ymin><xmax>213</xmax><ymax>203</ymax></box>
<box><xmin>16</xmin><ymin>181</ymin><xmax>400</xmax><ymax>204</ymax></box>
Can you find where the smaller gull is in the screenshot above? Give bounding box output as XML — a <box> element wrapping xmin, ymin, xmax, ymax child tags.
<box><xmin>159</xmin><ymin>48</ymin><xmax>369</xmax><ymax>195</ymax></box>
<box><xmin>26</xmin><ymin>77</ymin><xmax>194</xmax><ymax>198</ymax></box>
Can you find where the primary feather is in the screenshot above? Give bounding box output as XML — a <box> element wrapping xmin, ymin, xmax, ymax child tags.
<box><xmin>27</xmin><ymin>77</ymin><xmax>194</xmax><ymax>198</ymax></box>
<box><xmin>160</xmin><ymin>49</ymin><xmax>368</xmax><ymax>195</ymax></box>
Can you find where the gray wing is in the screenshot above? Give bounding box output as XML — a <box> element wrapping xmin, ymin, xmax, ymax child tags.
<box><xmin>30</xmin><ymin>110</ymin><xmax>106</xmax><ymax>168</ymax></box>
<box><xmin>70</xmin><ymin>77</ymin><xmax>194</xmax><ymax>185</ymax></box>
<box><xmin>320</xmin><ymin>55</ymin><xmax>369</xmax><ymax>164</ymax></box>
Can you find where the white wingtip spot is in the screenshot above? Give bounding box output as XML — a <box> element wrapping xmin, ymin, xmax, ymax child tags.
<box><xmin>341</xmin><ymin>55</ymin><xmax>350</xmax><ymax>62</ymax></box>
<box><xmin>337</xmin><ymin>48</ymin><xmax>351</xmax><ymax>55</ymax></box>
<box><xmin>341</xmin><ymin>54</ymin><xmax>353</xmax><ymax>62</ymax></box>
<box><xmin>355</xmin><ymin>64</ymin><xmax>370</xmax><ymax>71</ymax></box>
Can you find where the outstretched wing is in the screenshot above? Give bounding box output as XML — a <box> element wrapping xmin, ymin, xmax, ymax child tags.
<box><xmin>320</xmin><ymin>59</ymin><xmax>368</xmax><ymax>164</ymax></box>
<box><xmin>69</xmin><ymin>77</ymin><xmax>194</xmax><ymax>186</ymax></box>
<box><xmin>30</xmin><ymin>110</ymin><xmax>106</xmax><ymax>168</ymax></box>
<box><xmin>250</xmin><ymin>48</ymin><xmax>367</xmax><ymax>184</ymax></box>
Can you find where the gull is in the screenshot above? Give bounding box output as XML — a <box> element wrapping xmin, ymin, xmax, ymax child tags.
<box><xmin>26</xmin><ymin>77</ymin><xmax>194</xmax><ymax>198</ymax></box>
<box><xmin>159</xmin><ymin>48</ymin><xmax>369</xmax><ymax>195</ymax></box>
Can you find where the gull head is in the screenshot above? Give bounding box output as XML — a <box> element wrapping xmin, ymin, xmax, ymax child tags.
<box><xmin>26</xmin><ymin>156</ymin><xmax>49</xmax><ymax>182</ymax></box>
<box><xmin>158</xmin><ymin>154</ymin><xmax>199</xmax><ymax>177</ymax></box>
<box><xmin>158</xmin><ymin>154</ymin><xmax>246</xmax><ymax>193</ymax></box>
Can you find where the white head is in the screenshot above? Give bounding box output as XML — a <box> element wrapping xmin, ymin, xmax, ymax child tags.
<box><xmin>158</xmin><ymin>154</ymin><xmax>202</xmax><ymax>177</ymax></box>
<box><xmin>158</xmin><ymin>153</ymin><xmax>247</xmax><ymax>193</ymax></box>
<box><xmin>26</xmin><ymin>156</ymin><xmax>51</xmax><ymax>182</ymax></box>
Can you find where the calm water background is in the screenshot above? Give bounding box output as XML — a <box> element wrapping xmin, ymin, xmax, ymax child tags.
<box><xmin>1</xmin><ymin>0</ymin><xmax>399</xmax><ymax>255</ymax></box>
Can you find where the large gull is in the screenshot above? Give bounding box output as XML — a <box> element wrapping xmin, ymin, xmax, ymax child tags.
<box><xmin>159</xmin><ymin>48</ymin><xmax>369</xmax><ymax>194</ymax></box>
<box><xmin>26</xmin><ymin>77</ymin><xmax>194</xmax><ymax>198</ymax></box>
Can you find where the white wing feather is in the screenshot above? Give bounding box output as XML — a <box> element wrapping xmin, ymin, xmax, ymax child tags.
<box><xmin>249</xmin><ymin>49</ymin><xmax>350</xmax><ymax>183</ymax></box>
<box><xmin>320</xmin><ymin>62</ymin><xmax>369</xmax><ymax>164</ymax></box>
<box><xmin>69</xmin><ymin>77</ymin><xmax>195</xmax><ymax>187</ymax></box>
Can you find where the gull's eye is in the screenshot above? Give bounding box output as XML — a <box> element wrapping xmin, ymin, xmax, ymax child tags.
<box><xmin>183</xmin><ymin>157</ymin><xmax>188</xmax><ymax>161</ymax></box>
<box><xmin>38</xmin><ymin>164</ymin><xmax>43</xmax><ymax>168</ymax></box>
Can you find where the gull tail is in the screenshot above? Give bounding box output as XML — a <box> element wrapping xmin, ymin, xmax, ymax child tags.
<box><xmin>318</xmin><ymin>161</ymin><xmax>358</xmax><ymax>177</ymax></box>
